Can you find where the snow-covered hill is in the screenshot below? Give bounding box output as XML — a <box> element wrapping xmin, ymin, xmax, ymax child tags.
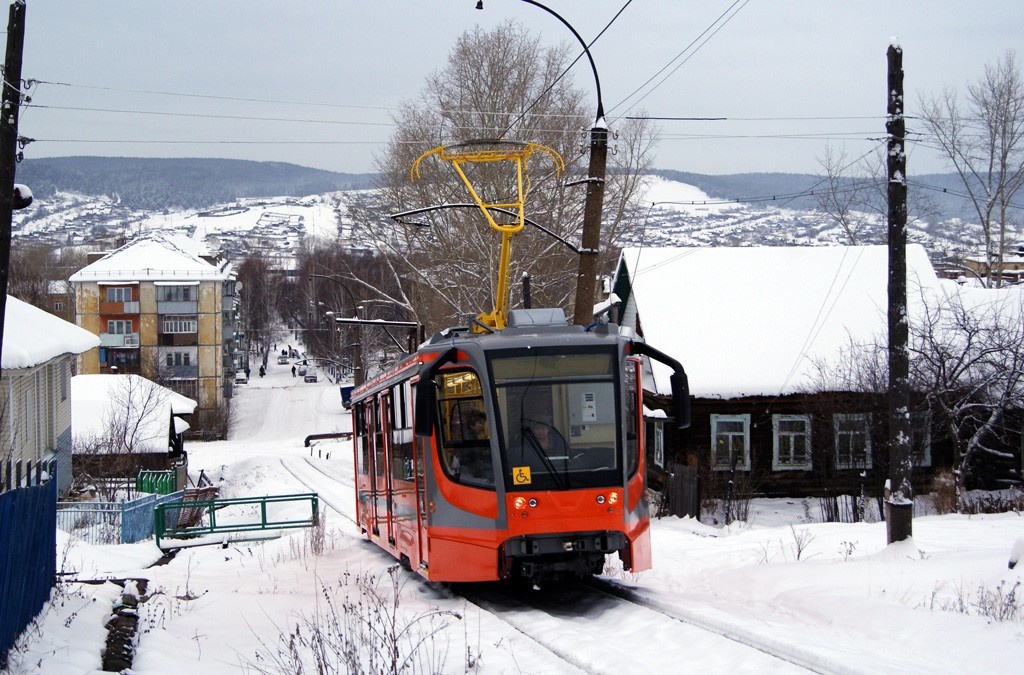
<box><xmin>12</xmin><ymin>175</ymin><xmax>973</xmax><ymax>268</ymax></box>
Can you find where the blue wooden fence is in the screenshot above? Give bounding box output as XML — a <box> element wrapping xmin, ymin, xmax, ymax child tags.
<box><xmin>0</xmin><ymin>465</ymin><xmax>57</xmax><ymax>669</ymax></box>
<box><xmin>56</xmin><ymin>490</ymin><xmax>186</xmax><ymax>545</ymax></box>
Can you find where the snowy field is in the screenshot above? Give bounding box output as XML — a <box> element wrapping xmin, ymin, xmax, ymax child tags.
<box><xmin>5</xmin><ymin>354</ymin><xmax>1024</xmax><ymax>673</ymax></box>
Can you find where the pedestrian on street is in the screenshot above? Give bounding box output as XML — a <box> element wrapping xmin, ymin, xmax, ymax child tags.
<box><xmin>291</xmin><ymin>365</ymin><xmax>296</xmax><ymax>377</ymax></box>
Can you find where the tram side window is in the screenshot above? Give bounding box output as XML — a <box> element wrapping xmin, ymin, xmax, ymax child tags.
<box><xmin>391</xmin><ymin>382</ymin><xmax>415</xmax><ymax>481</ymax></box>
<box><xmin>625</xmin><ymin>359</ymin><xmax>640</xmax><ymax>476</ymax></box>
<box><xmin>355</xmin><ymin>403</ymin><xmax>370</xmax><ymax>476</ymax></box>
<box><xmin>436</xmin><ymin>369</ymin><xmax>494</xmax><ymax>489</ymax></box>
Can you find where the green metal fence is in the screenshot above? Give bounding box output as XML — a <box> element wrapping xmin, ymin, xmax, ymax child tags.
<box><xmin>154</xmin><ymin>492</ymin><xmax>319</xmax><ymax>548</ymax></box>
<box><xmin>136</xmin><ymin>470</ymin><xmax>178</xmax><ymax>495</ymax></box>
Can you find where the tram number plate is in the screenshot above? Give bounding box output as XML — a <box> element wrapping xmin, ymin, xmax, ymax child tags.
<box><xmin>513</xmin><ymin>466</ymin><xmax>532</xmax><ymax>485</ymax></box>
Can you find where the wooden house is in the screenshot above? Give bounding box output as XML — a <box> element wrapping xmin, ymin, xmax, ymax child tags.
<box><xmin>611</xmin><ymin>245</ymin><xmax>996</xmax><ymax>498</ymax></box>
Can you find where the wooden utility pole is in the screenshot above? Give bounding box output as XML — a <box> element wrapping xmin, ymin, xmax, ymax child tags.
<box><xmin>0</xmin><ymin>0</ymin><xmax>27</xmax><ymax>375</ymax></box>
<box><xmin>885</xmin><ymin>39</ymin><xmax>913</xmax><ymax>543</ymax></box>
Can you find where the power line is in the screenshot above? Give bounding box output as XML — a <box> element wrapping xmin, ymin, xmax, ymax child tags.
<box><xmin>609</xmin><ymin>0</ymin><xmax>751</xmax><ymax>116</ymax></box>
<box><xmin>502</xmin><ymin>0</ymin><xmax>633</xmax><ymax>137</ymax></box>
<box><xmin>27</xmin><ymin>103</ymin><xmax>396</xmax><ymax>127</ymax></box>
<box><xmin>29</xmin><ymin>78</ymin><xmax>393</xmax><ymax>113</ymax></box>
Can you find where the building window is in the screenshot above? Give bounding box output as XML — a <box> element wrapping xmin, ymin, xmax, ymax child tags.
<box><xmin>165</xmin><ymin>352</ymin><xmax>192</xmax><ymax>367</ymax></box>
<box><xmin>711</xmin><ymin>414</ymin><xmax>751</xmax><ymax>470</ymax></box>
<box><xmin>158</xmin><ymin>285</ymin><xmax>193</xmax><ymax>302</ymax></box>
<box><xmin>167</xmin><ymin>379</ymin><xmax>199</xmax><ymax>400</ymax></box>
<box><xmin>162</xmin><ymin>314</ymin><xmax>198</xmax><ymax>333</ymax></box>
<box><xmin>105</xmin><ymin>286</ymin><xmax>132</xmax><ymax>302</ymax></box>
<box><xmin>53</xmin><ymin>301</ymin><xmax>64</xmax><ymax>312</ymax></box>
<box><xmin>772</xmin><ymin>414</ymin><xmax>812</xmax><ymax>470</ymax></box>
<box><xmin>107</xmin><ymin>319</ymin><xmax>132</xmax><ymax>334</ymax></box>
<box><xmin>834</xmin><ymin>413</ymin><xmax>872</xmax><ymax>470</ymax></box>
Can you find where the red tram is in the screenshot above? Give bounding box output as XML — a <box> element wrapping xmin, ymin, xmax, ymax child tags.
<box><xmin>350</xmin><ymin>307</ymin><xmax>689</xmax><ymax>583</ymax></box>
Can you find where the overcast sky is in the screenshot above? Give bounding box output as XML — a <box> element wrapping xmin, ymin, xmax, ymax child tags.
<box><xmin>17</xmin><ymin>0</ymin><xmax>1023</xmax><ymax>177</ymax></box>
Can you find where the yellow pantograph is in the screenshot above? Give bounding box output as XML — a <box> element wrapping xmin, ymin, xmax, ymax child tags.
<box><xmin>411</xmin><ymin>140</ymin><xmax>564</xmax><ymax>331</ymax></box>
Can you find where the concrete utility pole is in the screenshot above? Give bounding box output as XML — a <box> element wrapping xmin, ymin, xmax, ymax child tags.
<box><xmin>0</xmin><ymin>0</ymin><xmax>27</xmax><ymax>376</ymax></box>
<box><xmin>885</xmin><ymin>39</ymin><xmax>913</xmax><ymax>544</ymax></box>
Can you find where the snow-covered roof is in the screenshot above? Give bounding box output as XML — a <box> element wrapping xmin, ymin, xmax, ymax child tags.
<box><xmin>618</xmin><ymin>245</ymin><xmax>949</xmax><ymax>399</ymax></box>
<box><xmin>69</xmin><ymin>231</ymin><xmax>232</xmax><ymax>283</ymax></box>
<box><xmin>71</xmin><ymin>374</ymin><xmax>197</xmax><ymax>453</ymax></box>
<box><xmin>1</xmin><ymin>295</ymin><xmax>100</xmax><ymax>370</ymax></box>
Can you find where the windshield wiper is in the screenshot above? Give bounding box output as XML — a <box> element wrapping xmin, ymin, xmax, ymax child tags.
<box><xmin>521</xmin><ymin>426</ymin><xmax>568</xmax><ymax>490</ymax></box>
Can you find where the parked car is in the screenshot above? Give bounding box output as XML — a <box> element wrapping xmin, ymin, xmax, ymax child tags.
<box><xmin>297</xmin><ymin>365</ymin><xmax>307</xmax><ymax>376</ymax></box>
<box><xmin>234</xmin><ymin>369</ymin><xmax>248</xmax><ymax>384</ymax></box>
<box><xmin>304</xmin><ymin>371</ymin><xmax>318</xmax><ymax>383</ymax></box>
<box><xmin>277</xmin><ymin>355</ymin><xmax>290</xmax><ymax>365</ymax></box>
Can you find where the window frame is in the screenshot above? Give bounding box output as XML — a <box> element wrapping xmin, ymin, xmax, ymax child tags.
<box><xmin>105</xmin><ymin>286</ymin><xmax>132</xmax><ymax>303</ymax></box>
<box><xmin>106</xmin><ymin>319</ymin><xmax>132</xmax><ymax>335</ymax></box>
<box><xmin>710</xmin><ymin>413</ymin><xmax>751</xmax><ymax>471</ymax></box>
<box><xmin>162</xmin><ymin>314</ymin><xmax>198</xmax><ymax>334</ymax></box>
<box><xmin>834</xmin><ymin>413</ymin><xmax>872</xmax><ymax>470</ymax></box>
<box><xmin>772</xmin><ymin>414</ymin><xmax>813</xmax><ymax>471</ymax></box>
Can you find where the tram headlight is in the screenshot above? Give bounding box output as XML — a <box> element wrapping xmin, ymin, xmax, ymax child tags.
<box><xmin>608</xmin><ymin>491</ymin><xmax>620</xmax><ymax>505</ymax></box>
<box><xmin>513</xmin><ymin>496</ymin><xmax>538</xmax><ymax>511</ymax></box>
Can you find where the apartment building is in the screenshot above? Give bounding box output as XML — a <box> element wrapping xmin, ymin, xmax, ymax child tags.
<box><xmin>69</xmin><ymin>232</ymin><xmax>237</xmax><ymax>430</ymax></box>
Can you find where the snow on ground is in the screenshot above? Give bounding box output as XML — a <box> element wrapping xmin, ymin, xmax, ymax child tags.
<box><xmin>5</xmin><ymin>351</ymin><xmax>1024</xmax><ymax>673</ymax></box>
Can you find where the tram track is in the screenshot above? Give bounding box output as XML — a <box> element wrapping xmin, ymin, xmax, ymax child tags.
<box><xmin>582</xmin><ymin>577</ymin><xmax>856</xmax><ymax>675</ymax></box>
<box><xmin>278</xmin><ymin>457</ymin><xmax>358</xmax><ymax>527</ymax></box>
<box><xmin>457</xmin><ymin>579</ymin><xmax>821</xmax><ymax>674</ymax></box>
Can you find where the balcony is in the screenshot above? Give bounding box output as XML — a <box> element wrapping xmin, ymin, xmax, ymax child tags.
<box><xmin>99</xmin><ymin>301</ymin><xmax>140</xmax><ymax>315</ymax></box>
<box><xmin>99</xmin><ymin>332</ymin><xmax>140</xmax><ymax>348</ymax></box>
<box><xmin>158</xmin><ymin>333</ymin><xmax>198</xmax><ymax>347</ymax></box>
<box><xmin>161</xmin><ymin>365</ymin><xmax>200</xmax><ymax>380</ymax></box>
<box><xmin>158</xmin><ymin>300</ymin><xmax>199</xmax><ymax>314</ymax></box>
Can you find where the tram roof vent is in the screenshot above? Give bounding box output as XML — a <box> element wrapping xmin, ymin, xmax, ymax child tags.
<box><xmin>506</xmin><ymin>308</ymin><xmax>568</xmax><ymax>328</ymax></box>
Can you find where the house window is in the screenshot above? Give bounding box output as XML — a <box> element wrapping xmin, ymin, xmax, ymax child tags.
<box><xmin>772</xmin><ymin>414</ymin><xmax>812</xmax><ymax>470</ymax></box>
<box><xmin>911</xmin><ymin>410</ymin><xmax>932</xmax><ymax>468</ymax></box>
<box><xmin>53</xmin><ymin>301</ymin><xmax>64</xmax><ymax>312</ymax></box>
<box><xmin>711</xmin><ymin>414</ymin><xmax>751</xmax><ymax>470</ymax></box>
<box><xmin>834</xmin><ymin>413</ymin><xmax>872</xmax><ymax>470</ymax></box>
<box><xmin>652</xmin><ymin>421</ymin><xmax>665</xmax><ymax>468</ymax></box>
<box><xmin>158</xmin><ymin>285</ymin><xmax>193</xmax><ymax>302</ymax></box>
<box><xmin>163</xmin><ymin>315</ymin><xmax>198</xmax><ymax>333</ymax></box>
<box><xmin>105</xmin><ymin>286</ymin><xmax>132</xmax><ymax>302</ymax></box>
<box><xmin>107</xmin><ymin>319</ymin><xmax>132</xmax><ymax>334</ymax></box>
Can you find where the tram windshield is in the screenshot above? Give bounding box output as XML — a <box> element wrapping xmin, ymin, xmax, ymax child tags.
<box><xmin>489</xmin><ymin>348</ymin><xmax>625</xmax><ymax>491</ymax></box>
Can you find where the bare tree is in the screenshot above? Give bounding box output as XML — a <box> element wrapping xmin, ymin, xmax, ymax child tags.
<box><xmin>236</xmin><ymin>252</ymin><xmax>282</xmax><ymax>363</ymax></box>
<box><xmin>815</xmin><ymin>145</ymin><xmax>875</xmax><ymax>245</ymax></box>
<box><xmin>813</xmin><ymin>144</ymin><xmax>944</xmax><ymax>247</ymax></box>
<box><xmin>908</xmin><ymin>287</ymin><xmax>1024</xmax><ymax>505</ymax></box>
<box><xmin>7</xmin><ymin>242</ymin><xmax>85</xmax><ymax>316</ymax></box>
<box><xmin>918</xmin><ymin>50</ymin><xmax>1024</xmax><ymax>287</ymax></box>
<box><xmin>74</xmin><ymin>375</ymin><xmax>172</xmax><ymax>500</ymax></box>
<box><xmin>812</xmin><ymin>286</ymin><xmax>1024</xmax><ymax>510</ymax></box>
<box><xmin>344</xmin><ymin>20</ymin><xmax>657</xmax><ymax>333</ymax></box>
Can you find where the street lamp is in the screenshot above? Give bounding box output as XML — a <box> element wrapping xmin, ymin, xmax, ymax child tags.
<box><xmin>477</xmin><ymin>0</ymin><xmax>607</xmax><ymax>327</ymax></box>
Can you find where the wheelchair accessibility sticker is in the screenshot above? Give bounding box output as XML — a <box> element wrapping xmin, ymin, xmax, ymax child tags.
<box><xmin>513</xmin><ymin>466</ymin><xmax>532</xmax><ymax>485</ymax></box>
